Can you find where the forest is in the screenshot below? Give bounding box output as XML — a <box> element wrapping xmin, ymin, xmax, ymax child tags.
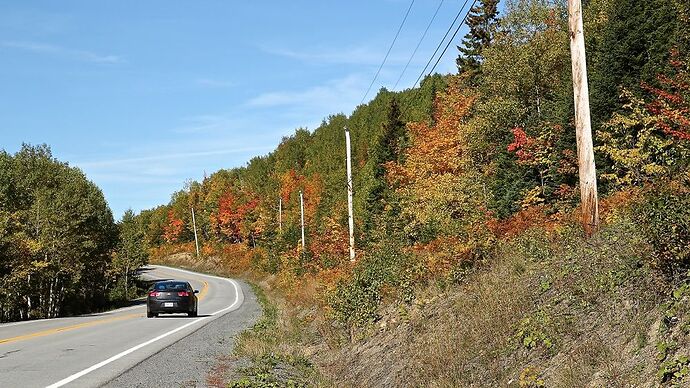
<box><xmin>144</xmin><ymin>0</ymin><xmax>688</xmax><ymax>293</ymax></box>
<box><xmin>1</xmin><ymin>0</ymin><xmax>689</xmax><ymax>383</ymax></box>
<box><xmin>0</xmin><ymin>145</ymin><xmax>146</xmax><ymax>321</ymax></box>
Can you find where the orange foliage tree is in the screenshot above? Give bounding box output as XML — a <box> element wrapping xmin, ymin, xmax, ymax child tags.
<box><xmin>642</xmin><ymin>51</ymin><xmax>690</xmax><ymax>142</ymax></box>
<box><xmin>279</xmin><ymin>169</ymin><xmax>304</xmax><ymax>203</ymax></box>
<box><xmin>386</xmin><ymin>76</ymin><xmax>489</xmax><ymax>243</ymax></box>
<box><xmin>308</xmin><ymin>216</ymin><xmax>349</xmax><ymax>269</ymax></box>
<box><xmin>210</xmin><ymin>190</ymin><xmax>260</xmax><ymax>244</ymax></box>
<box><xmin>163</xmin><ymin>210</ymin><xmax>184</xmax><ymax>243</ymax></box>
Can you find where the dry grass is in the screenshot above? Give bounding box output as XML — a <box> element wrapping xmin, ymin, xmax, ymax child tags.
<box><xmin>318</xmin><ymin>218</ymin><xmax>669</xmax><ymax>387</ymax></box>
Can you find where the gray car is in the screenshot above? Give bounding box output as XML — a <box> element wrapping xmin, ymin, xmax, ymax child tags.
<box><xmin>146</xmin><ymin>280</ymin><xmax>199</xmax><ymax>318</ymax></box>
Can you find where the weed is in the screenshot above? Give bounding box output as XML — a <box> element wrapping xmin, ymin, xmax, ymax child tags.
<box><xmin>228</xmin><ymin>284</ymin><xmax>322</xmax><ymax>387</ymax></box>
<box><xmin>519</xmin><ymin>367</ymin><xmax>545</xmax><ymax>387</ymax></box>
<box><xmin>515</xmin><ymin>310</ymin><xmax>555</xmax><ymax>350</ymax></box>
<box><xmin>539</xmin><ymin>276</ymin><xmax>552</xmax><ymax>292</ymax></box>
<box><xmin>656</xmin><ymin>340</ymin><xmax>678</xmax><ymax>362</ymax></box>
<box><xmin>636</xmin><ymin>330</ymin><xmax>649</xmax><ymax>353</ymax></box>
<box><xmin>658</xmin><ymin>355</ymin><xmax>690</xmax><ymax>385</ymax></box>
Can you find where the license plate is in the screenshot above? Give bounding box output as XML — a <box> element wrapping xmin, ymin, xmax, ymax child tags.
<box><xmin>164</xmin><ymin>302</ymin><xmax>174</xmax><ymax>307</ymax></box>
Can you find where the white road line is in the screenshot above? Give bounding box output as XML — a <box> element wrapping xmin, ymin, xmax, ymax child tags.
<box><xmin>45</xmin><ymin>268</ymin><xmax>242</xmax><ymax>388</ymax></box>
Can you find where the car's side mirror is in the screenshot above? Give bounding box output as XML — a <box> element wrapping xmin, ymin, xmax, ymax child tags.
<box><xmin>193</xmin><ymin>290</ymin><xmax>199</xmax><ymax>294</ymax></box>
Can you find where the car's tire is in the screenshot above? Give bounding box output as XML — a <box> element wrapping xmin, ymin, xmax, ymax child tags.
<box><xmin>147</xmin><ymin>311</ymin><xmax>156</xmax><ymax>318</ymax></box>
<box><xmin>188</xmin><ymin>309</ymin><xmax>197</xmax><ymax>317</ymax></box>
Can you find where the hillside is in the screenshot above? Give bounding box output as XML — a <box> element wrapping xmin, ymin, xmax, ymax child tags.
<box><xmin>140</xmin><ymin>0</ymin><xmax>690</xmax><ymax>386</ymax></box>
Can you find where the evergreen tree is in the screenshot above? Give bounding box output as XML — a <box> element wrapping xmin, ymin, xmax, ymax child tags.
<box><xmin>361</xmin><ymin>97</ymin><xmax>407</xmax><ymax>239</ymax></box>
<box><xmin>456</xmin><ymin>0</ymin><xmax>500</xmax><ymax>80</ymax></box>
<box><xmin>589</xmin><ymin>0</ymin><xmax>682</xmax><ymax>126</ymax></box>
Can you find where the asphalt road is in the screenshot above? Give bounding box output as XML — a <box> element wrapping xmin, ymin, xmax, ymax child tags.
<box><xmin>0</xmin><ymin>265</ymin><xmax>254</xmax><ymax>388</ymax></box>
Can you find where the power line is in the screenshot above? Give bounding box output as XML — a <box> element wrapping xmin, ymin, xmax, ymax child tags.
<box><xmin>360</xmin><ymin>0</ymin><xmax>416</xmax><ymax>105</ymax></box>
<box><xmin>393</xmin><ymin>0</ymin><xmax>445</xmax><ymax>91</ymax></box>
<box><xmin>411</xmin><ymin>0</ymin><xmax>474</xmax><ymax>89</ymax></box>
<box><xmin>426</xmin><ymin>0</ymin><xmax>478</xmax><ymax>79</ymax></box>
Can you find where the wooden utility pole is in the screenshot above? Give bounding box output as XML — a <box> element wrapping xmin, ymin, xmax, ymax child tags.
<box><xmin>345</xmin><ymin>127</ymin><xmax>356</xmax><ymax>262</ymax></box>
<box><xmin>278</xmin><ymin>197</ymin><xmax>283</xmax><ymax>233</ymax></box>
<box><xmin>299</xmin><ymin>191</ymin><xmax>305</xmax><ymax>250</ymax></box>
<box><xmin>568</xmin><ymin>0</ymin><xmax>599</xmax><ymax>236</ymax></box>
<box><xmin>191</xmin><ymin>207</ymin><xmax>200</xmax><ymax>258</ymax></box>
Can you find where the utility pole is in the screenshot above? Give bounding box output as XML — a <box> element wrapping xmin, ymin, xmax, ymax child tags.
<box><xmin>568</xmin><ymin>0</ymin><xmax>599</xmax><ymax>236</ymax></box>
<box><xmin>345</xmin><ymin>126</ymin><xmax>356</xmax><ymax>262</ymax></box>
<box><xmin>278</xmin><ymin>197</ymin><xmax>283</xmax><ymax>233</ymax></box>
<box><xmin>299</xmin><ymin>191</ymin><xmax>305</xmax><ymax>250</ymax></box>
<box><xmin>191</xmin><ymin>207</ymin><xmax>200</xmax><ymax>258</ymax></box>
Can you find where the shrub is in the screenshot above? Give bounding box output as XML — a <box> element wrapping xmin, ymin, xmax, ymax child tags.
<box><xmin>633</xmin><ymin>180</ymin><xmax>690</xmax><ymax>275</ymax></box>
<box><xmin>327</xmin><ymin>242</ymin><xmax>414</xmax><ymax>328</ymax></box>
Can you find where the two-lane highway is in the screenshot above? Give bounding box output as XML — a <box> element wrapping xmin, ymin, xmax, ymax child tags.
<box><xmin>0</xmin><ymin>265</ymin><xmax>245</xmax><ymax>388</ymax></box>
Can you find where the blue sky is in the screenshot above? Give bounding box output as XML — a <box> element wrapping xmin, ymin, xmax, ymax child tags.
<box><xmin>0</xmin><ymin>0</ymin><xmax>471</xmax><ymax>219</ymax></box>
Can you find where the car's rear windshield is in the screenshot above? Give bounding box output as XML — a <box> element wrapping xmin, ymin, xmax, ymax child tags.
<box><xmin>153</xmin><ymin>282</ymin><xmax>189</xmax><ymax>291</ymax></box>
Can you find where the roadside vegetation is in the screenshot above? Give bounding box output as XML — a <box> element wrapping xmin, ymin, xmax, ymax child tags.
<box><xmin>225</xmin><ymin>283</ymin><xmax>325</xmax><ymax>388</ymax></box>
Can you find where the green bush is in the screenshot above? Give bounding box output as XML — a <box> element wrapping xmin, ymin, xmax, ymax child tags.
<box><xmin>511</xmin><ymin>227</ymin><xmax>555</xmax><ymax>264</ymax></box>
<box><xmin>327</xmin><ymin>242</ymin><xmax>414</xmax><ymax>328</ymax></box>
<box><xmin>634</xmin><ymin>181</ymin><xmax>690</xmax><ymax>275</ymax></box>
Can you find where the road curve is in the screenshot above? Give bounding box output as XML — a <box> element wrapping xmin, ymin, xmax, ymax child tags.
<box><xmin>0</xmin><ymin>265</ymin><xmax>248</xmax><ymax>388</ymax></box>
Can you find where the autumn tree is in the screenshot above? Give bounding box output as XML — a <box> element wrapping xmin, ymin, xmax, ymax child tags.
<box><xmin>506</xmin><ymin>125</ymin><xmax>578</xmax><ymax>207</ymax></box>
<box><xmin>163</xmin><ymin>210</ymin><xmax>184</xmax><ymax>243</ymax></box>
<box><xmin>598</xmin><ymin>56</ymin><xmax>690</xmax><ymax>187</ymax></box>
<box><xmin>387</xmin><ymin>77</ymin><xmax>488</xmax><ymax>244</ymax></box>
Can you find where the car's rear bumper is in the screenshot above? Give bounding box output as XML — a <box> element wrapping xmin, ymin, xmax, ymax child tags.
<box><xmin>147</xmin><ymin>299</ymin><xmax>194</xmax><ymax>313</ymax></box>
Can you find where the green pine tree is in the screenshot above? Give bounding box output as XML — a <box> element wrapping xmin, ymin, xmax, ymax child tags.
<box><xmin>588</xmin><ymin>0</ymin><xmax>682</xmax><ymax>126</ymax></box>
<box><xmin>361</xmin><ymin>97</ymin><xmax>407</xmax><ymax>239</ymax></box>
<box><xmin>456</xmin><ymin>0</ymin><xmax>500</xmax><ymax>80</ymax></box>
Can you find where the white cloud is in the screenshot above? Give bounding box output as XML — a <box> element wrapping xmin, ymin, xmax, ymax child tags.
<box><xmin>262</xmin><ymin>45</ymin><xmax>410</xmax><ymax>66</ymax></box>
<box><xmin>1</xmin><ymin>40</ymin><xmax>123</xmax><ymax>63</ymax></box>
<box><xmin>246</xmin><ymin>73</ymin><xmax>365</xmax><ymax>111</ymax></box>
<box><xmin>195</xmin><ymin>78</ymin><xmax>235</xmax><ymax>88</ymax></box>
<box><xmin>75</xmin><ymin>146</ymin><xmax>273</xmax><ymax>169</ymax></box>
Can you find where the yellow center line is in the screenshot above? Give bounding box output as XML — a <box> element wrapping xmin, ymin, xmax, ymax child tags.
<box><xmin>0</xmin><ymin>270</ymin><xmax>211</xmax><ymax>346</ymax></box>
<box><xmin>197</xmin><ymin>281</ymin><xmax>209</xmax><ymax>301</ymax></box>
<box><xmin>0</xmin><ymin>312</ymin><xmax>143</xmax><ymax>345</ymax></box>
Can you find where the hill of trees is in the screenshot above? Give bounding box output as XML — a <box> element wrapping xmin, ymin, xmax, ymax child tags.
<box><xmin>143</xmin><ymin>0</ymin><xmax>688</xmax><ymax>281</ymax></box>
<box><xmin>142</xmin><ymin>0</ymin><xmax>690</xmax><ymax>384</ymax></box>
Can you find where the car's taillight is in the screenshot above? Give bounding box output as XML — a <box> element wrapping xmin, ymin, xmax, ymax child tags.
<box><xmin>149</xmin><ymin>291</ymin><xmax>160</xmax><ymax>297</ymax></box>
<box><xmin>178</xmin><ymin>291</ymin><xmax>189</xmax><ymax>297</ymax></box>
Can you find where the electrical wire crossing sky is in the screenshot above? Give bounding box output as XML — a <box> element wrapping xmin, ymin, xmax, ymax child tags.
<box><xmin>0</xmin><ymin>1</ymin><xmax>474</xmax><ymax>218</ymax></box>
